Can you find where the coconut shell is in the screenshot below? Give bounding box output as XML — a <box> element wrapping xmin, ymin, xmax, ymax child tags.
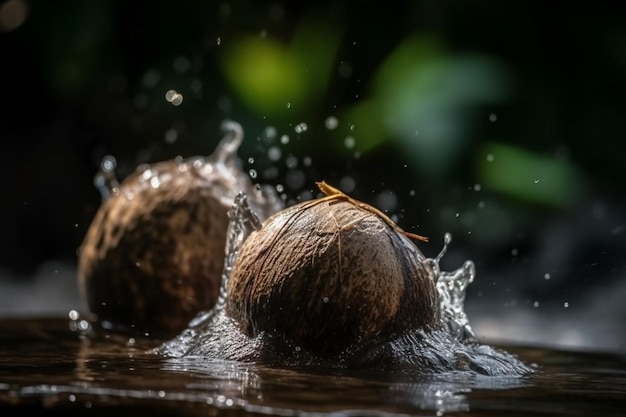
<box><xmin>78</xmin><ymin>156</ymin><xmax>281</xmax><ymax>339</ymax></box>
<box><xmin>78</xmin><ymin>160</ymin><xmax>231</xmax><ymax>338</ymax></box>
<box><xmin>226</xmin><ymin>196</ymin><xmax>439</xmax><ymax>357</ymax></box>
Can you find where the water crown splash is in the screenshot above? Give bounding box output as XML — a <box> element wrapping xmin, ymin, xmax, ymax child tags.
<box><xmin>425</xmin><ymin>232</ymin><xmax>477</xmax><ymax>342</ymax></box>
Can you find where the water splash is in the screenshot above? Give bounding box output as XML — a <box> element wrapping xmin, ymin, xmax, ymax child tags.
<box><xmin>159</xmin><ymin>196</ymin><xmax>532</xmax><ymax>376</ymax></box>
<box><xmin>424</xmin><ymin>232</ymin><xmax>476</xmax><ymax>341</ymax></box>
<box><xmin>91</xmin><ymin>121</ymin><xmax>283</xmax><ymax>218</ymax></box>
<box><xmin>187</xmin><ymin>193</ymin><xmax>262</xmax><ymax>330</ymax></box>
<box><xmin>93</xmin><ymin>155</ymin><xmax>119</xmax><ymax>200</ymax></box>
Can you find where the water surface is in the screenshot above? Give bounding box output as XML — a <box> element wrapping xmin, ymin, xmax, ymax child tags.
<box><xmin>0</xmin><ymin>317</ymin><xmax>624</xmax><ymax>416</ymax></box>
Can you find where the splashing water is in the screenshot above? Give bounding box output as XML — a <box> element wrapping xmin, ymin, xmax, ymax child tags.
<box><xmin>186</xmin><ymin>192</ymin><xmax>262</xmax><ymax>329</ymax></box>
<box><xmin>93</xmin><ymin>155</ymin><xmax>120</xmax><ymax>200</ymax></box>
<box><xmin>159</xmin><ymin>196</ymin><xmax>532</xmax><ymax>376</ymax></box>
<box><xmin>91</xmin><ymin>120</ymin><xmax>283</xmax><ymax>218</ymax></box>
<box><xmin>426</xmin><ymin>232</ymin><xmax>477</xmax><ymax>342</ymax></box>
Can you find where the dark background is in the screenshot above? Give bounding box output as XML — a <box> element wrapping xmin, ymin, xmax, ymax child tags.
<box><xmin>1</xmin><ymin>1</ymin><xmax>624</xmax><ymax>351</ymax></box>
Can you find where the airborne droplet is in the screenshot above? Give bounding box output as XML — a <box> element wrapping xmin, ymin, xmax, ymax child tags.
<box><xmin>324</xmin><ymin>116</ymin><xmax>338</xmax><ymax>130</ymax></box>
<box><xmin>294</xmin><ymin>123</ymin><xmax>308</xmax><ymax>134</ymax></box>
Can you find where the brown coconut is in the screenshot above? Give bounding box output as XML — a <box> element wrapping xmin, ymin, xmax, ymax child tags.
<box><xmin>78</xmin><ymin>142</ymin><xmax>281</xmax><ymax>339</ymax></box>
<box><xmin>226</xmin><ymin>186</ymin><xmax>439</xmax><ymax>357</ymax></box>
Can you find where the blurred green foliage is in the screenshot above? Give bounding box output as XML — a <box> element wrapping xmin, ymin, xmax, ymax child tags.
<box><xmin>1</xmin><ymin>0</ymin><xmax>624</xmax><ymax>273</ymax></box>
<box><xmin>221</xmin><ymin>15</ymin><xmax>341</xmax><ymax>116</ymax></box>
<box><xmin>478</xmin><ymin>142</ymin><xmax>582</xmax><ymax>208</ymax></box>
<box><xmin>345</xmin><ymin>35</ymin><xmax>511</xmax><ymax>176</ymax></box>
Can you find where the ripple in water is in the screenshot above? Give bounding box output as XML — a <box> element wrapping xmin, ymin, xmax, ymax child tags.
<box><xmin>158</xmin><ymin>195</ymin><xmax>533</xmax><ymax>377</ymax></box>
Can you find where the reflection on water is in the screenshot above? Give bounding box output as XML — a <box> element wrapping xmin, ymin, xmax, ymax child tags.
<box><xmin>1</xmin><ymin>317</ymin><xmax>625</xmax><ymax>416</ymax></box>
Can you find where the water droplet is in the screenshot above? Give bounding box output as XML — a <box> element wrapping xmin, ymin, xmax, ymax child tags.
<box><xmin>280</xmin><ymin>134</ymin><xmax>290</xmax><ymax>144</ymax></box>
<box><xmin>165</xmin><ymin>89</ymin><xmax>183</xmax><ymax>106</ymax></box>
<box><xmin>325</xmin><ymin>116</ymin><xmax>338</xmax><ymax>130</ymax></box>
<box><xmin>248</xmin><ymin>169</ymin><xmax>257</xmax><ymax>179</ymax></box>
<box><xmin>165</xmin><ymin>89</ymin><xmax>177</xmax><ymax>101</ymax></box>
<box><xmin>344</xmin><ymin>136</ymin><xmax>355</xmax><ymax>149</ymax></box>
<box><xmin>276</xmin><ymin>184</ymin><xmax>285</xmax><ymax>193</ymax></box>
<box><xmin>267</xmin><ymin>146</ymin><xmax>281</xmax><ymax>161</ymax></box>
<box><xmin>100</xmin><ymin>155</ymin><xmax>116</xmax><ymax>172</ymax></box>
<box><xmin>95</xmin><ymin>156</ymin><xmax>120</xmax><ymax>199</ymax></box>
<box><xmin>294</xmin><ymin>122</ymin><xmax>308</xmax><ymax>134</ymax></box>
<box><xmin>544</xmin><ymin>273</ymin><xmax>551</xmax><ymax>280</ymax></box>
<box><xmin>285</xmin><ymin>155</ymin><xmax>298</xmax><ymax>169</ymax></box>
<box><xmin>511</xmin><ymin>248</ymin><xmax>518</xmax><ymax>256</ymax></box>
<box><xmin>409</xmin><ymin>190</ymin><xmax>416</xmax><ymax>196</ymax></box>
<box><xmin>478</xmin><ymin>201</ymin><xmax>486</xmax><ymax>208</ymax></box>
<box><xmin>375</xmin><ymin>191</ymin><xmax>398</xmax><ymax>213</ymax></box>
<box><xmin>486</xmin><ymin>153</ymin><xmax>495</xmax><ymax>162</ymax></box>
<box><xmin>141</xmin><ymin>168</ymin><xmax>153</xmax><ymax>181</ymax></box>
<box><xmin>216</xmin><ymin>37</ymin><xmax>221</xmax><ymax>46</ymax></box>
<box><xmin>302</xmin><ymin>156</ymin><xmax>312</xmax><ymax>167</ymax></box>
<box><xmin>455</xmin><ymin>212</ymin><xmax>460</xmax><ymax>218</ymax></box>
<box><xmin>286</xmin><ymin>102</ymin><xmax>291</xmax><ymax>109</ymax></box>
<box><xmin>474</xmin><ymin>183</ymin><xmax>481</xmax><ymax>192</ymax></box>
<box><xmin>563</xmin><ymin>301</ymin><xmax>569</xmax><ymax>308</ymax></box>
<box><xmin>534</xmin><ymin>178</ymin><xmax>540</xmax><ymax>184</ymax></box>
<box><xmin>164</xmin><ymin>128</ymin><xmax>178</xmax><ymax>144</ymax></box>
<box><xmin>68</xmin><ymin>310</ymin><xmax>79</xmax><ymax>321</ymax></box>
<box><xmin>349</xmin><ymin>123</ymin><xmax>355</xmax><ymax>131</ymax></box>
<box><xmin>247</xmin><ymin>157</ymin><xmax>255</xmax><ymax>164</ymax></box>
<box><xmin>323</xmin><ymin>297</ymin><xmax>329</xmax><ymax>303</ymax></box>
<box><xmin>489</xmin><ymin>113</ymin><xmax>497</xmax><ymax>122</ymax></box>
<box><xmin>533</xmin><ymin>301</ymin><xmax>540</xmax><ymax>308</ymax></box>
<box><xmin>264</xmin><ymin>126</ymin><xmax>277</xmax><ymax>140</ymax></box>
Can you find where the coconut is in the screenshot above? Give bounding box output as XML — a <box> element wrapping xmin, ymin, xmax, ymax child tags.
<box><xmin>226</xmin><ymin>182</ymin><xmax>439</xmax><ymax>357</ymax></box>
<box><xmin>78</xmin><ymin>123</ymin><xmax>281</xmax><ymax>338</ymax></box>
